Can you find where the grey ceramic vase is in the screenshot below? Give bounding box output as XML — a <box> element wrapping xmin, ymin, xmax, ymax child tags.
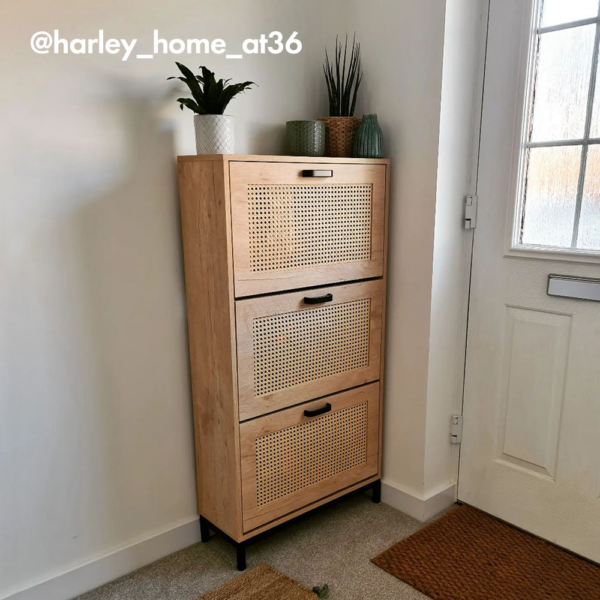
<box><xmin>286</xmin><ymin>120</ymin><xmax>326</xmax><ymax>157</ymax></box>
<box><xmin>353</xmin><ymin>114</ymin><xmax>384</xmax><ymax>158</ymax></box>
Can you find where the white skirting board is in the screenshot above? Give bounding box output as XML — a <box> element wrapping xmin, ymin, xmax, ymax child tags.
<box><xmin>381</xmin><ymin>480</ymin><xmax>457</xmax><ymax>522</ymax></box>
<box><xmin>2</xmin><ymin>517</ymin><xmax>201</xmax><ymax>600</ymax></box>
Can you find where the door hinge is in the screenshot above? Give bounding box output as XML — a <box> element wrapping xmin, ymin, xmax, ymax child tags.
<box><xmin>451</xmin><ymin>415</ymin><xmax>463</xmax><ymax>444</ymax></box>
<box><xmin>464</xmin><ymin>195</ymin><xmax>478</xmax><ymax>229</ymax></box>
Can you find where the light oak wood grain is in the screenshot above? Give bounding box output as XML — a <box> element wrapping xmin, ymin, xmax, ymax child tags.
<box><xmin>239</xmin><ymin>383</ymin><xmax>380</xmax><ymax>532</ymax></box>
<box><xmin>378</xmin><ymin>164</ymin><xmax>391</xmax><ymax>474</ymax></box>
<box><xmin>236</xmin><ymin>280</ymin><xmax>384</xmax><ymax>421</ymax></box>
<box><xmin>177</xmin><ymin>154</ymin><xmax>390</xmax><ymax>166</ymax></box>
<box><xmin>178</xmin><ymin>159</ymin><xmax>243</xmax><ymax>540</ymax></box>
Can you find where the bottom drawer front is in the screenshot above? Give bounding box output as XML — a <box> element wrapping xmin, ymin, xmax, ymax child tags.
<box><xmin>241</xmin><ymin>383</ymin><xmax>379</xmax><ymax>532</ymax></box>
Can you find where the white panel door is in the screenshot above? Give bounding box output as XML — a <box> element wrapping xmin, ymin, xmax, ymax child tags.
<box><xmin>459</xmin><ymin>0</ymin><xmax>600</xmax><ymax>561</ymax></box>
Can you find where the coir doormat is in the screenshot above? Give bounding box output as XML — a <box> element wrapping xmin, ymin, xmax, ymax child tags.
<box><xmin>372</xmin><ymin>504</ymin><xmax>600</xmax><ymax>600</ymax></box>
<box><xmin>198</xmin><ymin>564</ymin><xmax>317</xmax><ymax>600</ymax></box>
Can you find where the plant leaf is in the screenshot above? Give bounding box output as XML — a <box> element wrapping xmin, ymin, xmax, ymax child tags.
<box><xmin>219</xmin><ymin>81</ymin><xmax>256</xmax><ymax>113</ymax></box>
<box><xmin>174</xmin><ymin>62</ymin><xmax>205</xmax><ymax>107</ymax></box>
<box><xmin>169</xmin><ymin>63</ymin><xmax>256</xmax><ymax>115</ymax></box>
<box><xmin>176</xmin><ymin>97</ymin><xmax>205</xmax><ymax>114</ymax></box>
<box><xmin>323</xmin><ymin>34</ymin><xmax>361</xmax><ymax>116</ymax></box>
<box><xmin>197</xmin><ymin>66</ymin><xmax>212</xmax><ymax>111</ymax></box>
<box><xmin>340</xmin><ymin>33</ymin><xmax>348</xmax><ymax>113</ymax></box>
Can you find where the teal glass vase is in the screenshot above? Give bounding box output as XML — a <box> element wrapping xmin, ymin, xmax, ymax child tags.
<box><xmin>352</xmin><ymin>114</ymin><xmax>384</xmax><ymax>158</ymax></box>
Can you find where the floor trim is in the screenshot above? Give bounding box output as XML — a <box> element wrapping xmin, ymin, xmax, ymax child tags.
<box><xmin>2</xmin><ymin>517</ymin><xmax>201</xmax><ymax>600</ymax></box>
<box><xmin>381</xmin><ymin>480</ymin><xmax>456</xmax><ymax>522</ymax></box>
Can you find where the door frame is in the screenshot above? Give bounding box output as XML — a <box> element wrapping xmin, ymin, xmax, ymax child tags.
<box><xmin>454</xmin><ymin>0</ymin><xmax>492</xmax><ymax>484</ymax></box>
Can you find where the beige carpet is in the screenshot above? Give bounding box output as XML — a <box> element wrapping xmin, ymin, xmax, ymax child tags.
<box><xmin>78</xmin><ymin>493</ymin><xmax>432</xmax><ymax>600</ymax></box>
<box><xmin>198</xmin><ymin>564</ymin><xmax>315</xmax><ymax>599</ymax></box>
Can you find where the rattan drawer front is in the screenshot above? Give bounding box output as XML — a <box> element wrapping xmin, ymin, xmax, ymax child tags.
<box><xmin>236</xmin><ymin>280</ymin><xmax>383</xmax><ymax>421</ymax></box>
<box><xmin>230</xmin><ymin>161</ymin><xmax>386</xmax><ymax>297</ymax></box>
<box><xmin>240</xmin><ymin>383</ymin><xmax>380</xmax><ymax>532</ymax></box>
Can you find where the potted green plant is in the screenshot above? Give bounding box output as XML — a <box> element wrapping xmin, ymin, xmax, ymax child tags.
<box><xmin>169</xmin><ymin>63</ymin><xmax>256</xmax><ymax>154</ymax></box>
<box><xmin>319</xmin><ymin>35</ymin><xmax>363</xmax><ymax>157</ymax></box>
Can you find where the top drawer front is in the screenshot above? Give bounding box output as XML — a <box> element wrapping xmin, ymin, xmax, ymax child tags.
<box><xmin>230</xmin><ymin>162</ymin><xmax>386</xmax><ymax>297</ymax></box>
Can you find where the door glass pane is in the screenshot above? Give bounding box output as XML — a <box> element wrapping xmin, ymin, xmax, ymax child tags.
<box><xmin>577</xmin><ymin>146</ymin><xmax>600</xmax><ymax>250</ymax></box>
<box><xmin>541</xmin><ymin>0</ymin><xmax>599</xmax><ymax>28</ymax></box>
<box><xmin>591</xmin><ymin>62</ymin><xmax>600</xmax><ymax>138</ymax></box>
<box><xmin>531</xmin><ymin>26</ymin><xmax>596</xmax><ymax>142</ymax></box>
<box><xmin>521</xmin><ymin>146</ymin><xmax>582</xmax><ymax>247</ymax></box>
<box><xmin>516</xmin><ymin>1</ymin><xmax>600</xmax><ymax>254</ymax></box>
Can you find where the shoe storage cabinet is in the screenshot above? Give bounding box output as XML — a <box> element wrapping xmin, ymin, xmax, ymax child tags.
<box><xmin>177</xmin><ymin>155</ymin><xmax>390</xmax><ymax>570</ymax></box>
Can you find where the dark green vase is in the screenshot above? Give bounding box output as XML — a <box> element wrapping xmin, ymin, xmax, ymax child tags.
<box><xmin>286</xmin><ymin>120</ymin><xmax>326</xmax><ymax>157</ymax></box>
<box><xmin>352</xmin><ymin>114</ymin><xmax>384</xmax><ymax>158</ymax></box>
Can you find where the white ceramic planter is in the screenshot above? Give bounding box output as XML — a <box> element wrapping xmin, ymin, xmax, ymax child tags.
<box><xmin>194</xmin><ymin>114</ymin><xmax>234</xmax><ymax>154</ymax></box>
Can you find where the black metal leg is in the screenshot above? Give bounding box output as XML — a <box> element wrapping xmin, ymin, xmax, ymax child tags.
<box><xmin>202</xmin><ymin>479</ymin><xmax>378</xmax><ymax>570</ymax></box>
<box><xmin>200</xmin><ymin>516</ymin><xmax>210</xmax><ymax>543</ymax></box>
<box><xmin>372</xmin><ymin>479</ymin><xmax>381</xmax><ymax>504</ymax></box>
<box><xmin>236</xmin><ymin>542</ymin><xmax>247</xmax><ymax>571</ymax></box>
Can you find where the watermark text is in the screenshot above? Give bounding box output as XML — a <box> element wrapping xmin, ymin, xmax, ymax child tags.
<box><xmin>30</xmin><ymin>30</ymin><xmax>302</xmax><ymax>61</ymax></box>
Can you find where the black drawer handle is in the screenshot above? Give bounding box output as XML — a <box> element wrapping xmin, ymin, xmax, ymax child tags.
<box><xmin>301</xmin><ymin>169</ymin><xmax>333</xmax><ymax>178</ymax></box>
<box><xmin>303</xmin><ymin>293</ymin><xmax>333</xmax><ymax>305</ymax></box>
<box><xmin>304</xmin><ymin>403</ymin><xmax>332</xmax><ymax>418</ymax></box>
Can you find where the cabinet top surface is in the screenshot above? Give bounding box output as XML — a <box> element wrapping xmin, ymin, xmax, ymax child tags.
<box><xmin>177</xmin><ymin>154</ymin><xmax>390</xmax><ymax>165</ymax></box>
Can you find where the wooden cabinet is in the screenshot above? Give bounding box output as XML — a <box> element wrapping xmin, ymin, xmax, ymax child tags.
<box><xmin>178</xmin><ymin>155</ymin><xmax>390</xmax><ymax>567</ymax></box>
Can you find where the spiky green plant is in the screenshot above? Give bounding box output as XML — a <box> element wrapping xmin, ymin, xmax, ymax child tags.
<box><xmin>323</xmin><ymin>34</ymin><xmax>362</xmax><ymax>117</ymax></box>
<box><xmin>168</xmin><ymin>63</ymin><xmax>256</xmax><ymax>115</ymax></box>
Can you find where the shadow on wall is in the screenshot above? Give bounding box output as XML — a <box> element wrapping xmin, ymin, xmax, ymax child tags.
<box><xmin>0</xmin><ymin>88</ymin><xmax>198</xmax><ymax>592</ymax></box>
<box><xmin>70</xmin><ymin>93</ymin><xmax>197</xmax><ymax>544</ymax></box>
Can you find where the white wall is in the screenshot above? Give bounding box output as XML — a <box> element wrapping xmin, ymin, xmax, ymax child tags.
<box><xmin>0</xmin><ymin>2</ymin><xmax>330</xmax><ymax>597</ymax></box>
<box><xmin>424</xmin><ymin>0</ymin><xmax>487</xmax><ymax>495</ymax></box>
<box><xmin>349</xmin><ymin>0</ymin><xmax>449</xmax><ymax>499</ymax></box>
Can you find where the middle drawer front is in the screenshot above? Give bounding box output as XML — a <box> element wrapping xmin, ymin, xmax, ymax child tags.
<box><xmin>240</xmin><ymin>383</ymin><xmax>380</xmax><ymax>533</ymax></box>
<box><xmin>236</xmin><ymin>280</ymin><xmax>383</xmax><ymax>421</ymax></box>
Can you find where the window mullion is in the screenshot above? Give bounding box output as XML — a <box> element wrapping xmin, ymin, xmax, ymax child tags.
<box><xmin>538</xmin><ymin>16</ymin><xmax>600</xmax><ymax>35</ymax></box>
<box><xmin>527</xmin><ymin>138</ymin><xmax>591</xmax><ymax>148</ymax></box>
<box><xmin>571</xmin><ymin>15</ymin><xmax>600</xmax><ymax>248</ymax></box>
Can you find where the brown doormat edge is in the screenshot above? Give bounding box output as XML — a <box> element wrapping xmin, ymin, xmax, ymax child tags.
<box><xmin>371</xmin><ymin>504</ymin><xmax>600</xmax><ymax>600</ymax></box>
